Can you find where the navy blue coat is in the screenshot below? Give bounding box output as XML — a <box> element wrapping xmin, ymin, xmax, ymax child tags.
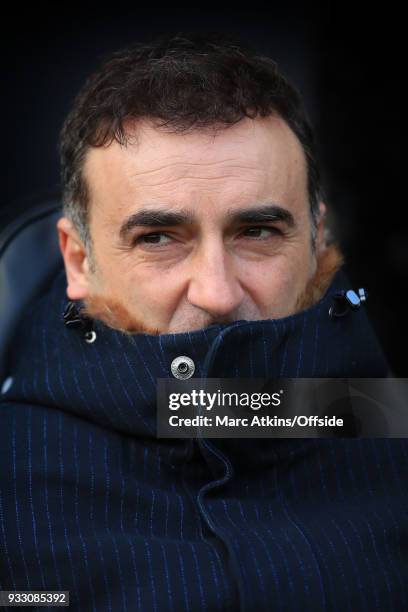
<box><xmin>0</xmin><ymin>266</ymin><xmax>407</xmax><ymax>611</ymax></box>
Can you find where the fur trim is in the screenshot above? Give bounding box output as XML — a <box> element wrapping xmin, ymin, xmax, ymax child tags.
<box><xmin>81</xmin><ymin>295</ymin><xmax>161</xmax><ymax>336</ymax></box>
<box><xmin>294</xmin><ymin>243</ymin><xmax>344</xmax><ymax>312</ymax></box>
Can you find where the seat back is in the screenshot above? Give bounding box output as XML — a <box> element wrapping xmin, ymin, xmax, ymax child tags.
<box><xmin>0</xmin><ymin>199</ymin><xmax>64</xmax><ymax>382</ymax></box>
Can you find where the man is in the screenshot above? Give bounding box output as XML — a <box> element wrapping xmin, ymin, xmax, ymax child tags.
<box><xmin>0</xmin><ymin>32</ymin><xmax>406</xmax><ymax>612</ymax></box>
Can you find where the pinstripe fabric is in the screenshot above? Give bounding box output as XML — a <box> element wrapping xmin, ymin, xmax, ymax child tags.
<box><xmin>0</xmin><ymin>267</ymin><xmax>406</xmax><ymax>612</ymax></box>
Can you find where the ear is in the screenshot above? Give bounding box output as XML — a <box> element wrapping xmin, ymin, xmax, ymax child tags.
<box><xmin>56</xmin><ymin>217</ymin><xmax>92</xmax><ymax>301</ymax></box>
<box><xmin>315</xmin><ymin>201</ymin><xmax>327</xmax><ymax>254</ymax></box>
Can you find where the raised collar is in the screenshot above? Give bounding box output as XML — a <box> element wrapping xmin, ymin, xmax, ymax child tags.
<box><xmin>4</xmin><ymin>264</ymin><xmax>388</xmax><ymax>438</ymax></box>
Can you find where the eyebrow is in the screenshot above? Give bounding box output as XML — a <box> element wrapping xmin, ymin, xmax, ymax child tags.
<box><xmin>118</xmin><ymin>203</ymin><xmax>295</xmax><ymax>241</ymax></box>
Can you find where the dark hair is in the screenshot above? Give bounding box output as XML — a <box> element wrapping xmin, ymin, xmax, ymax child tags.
<box><xmin>59</xmin><ymin>31</ymin><xmax>323</xmax><ymax>248</ymax></box>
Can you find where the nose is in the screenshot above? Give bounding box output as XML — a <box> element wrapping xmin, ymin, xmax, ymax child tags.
<box><xmin>186</xmin><ymin>244</ymin><xmax>245</xmax><ymax>319</ymax></box>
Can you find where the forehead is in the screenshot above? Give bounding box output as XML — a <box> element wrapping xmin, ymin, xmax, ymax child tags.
<box><xmin>83</xmin><ymin>115</ymin><xmax>308</xmax><ymax>225</ymax></box>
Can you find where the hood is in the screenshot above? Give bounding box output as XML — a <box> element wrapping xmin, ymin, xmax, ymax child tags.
<box><xmin>3</xmin><ymin>245</ymin><xmax>388</xmax><ymax>439</ymax></box>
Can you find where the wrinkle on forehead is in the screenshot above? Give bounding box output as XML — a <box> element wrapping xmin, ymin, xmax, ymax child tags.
<box><xmin>127</xmin><ymin>158</ymin><xmax>244</xmax><ymax>176</ymax></box>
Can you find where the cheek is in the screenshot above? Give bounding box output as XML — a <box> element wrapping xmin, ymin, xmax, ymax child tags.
<box><xmin>117</xmin><ymin>268</ymin><xmax>185</xmax><ymax>316</ymax></box>
<box><xmin>242</xmin><ymin>253</ymin><xmax>312</xmax><ymax>309</ymax></box>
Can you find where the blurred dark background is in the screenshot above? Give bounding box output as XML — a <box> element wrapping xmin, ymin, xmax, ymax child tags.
<box><xmin>1</xmin><ymin>5</ymin><xmax>406</xmax><ymax>374</ymax></box>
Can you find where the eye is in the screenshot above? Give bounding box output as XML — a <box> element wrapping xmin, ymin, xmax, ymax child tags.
<box><xmin>240</xmin><ymin>226</ymin><xmax>282</xmax><ymax>239</ymax></box>
<box><xmin>134</xmin><ymin>232</ymin><xmax>173</xmax><ymax>246</ymax></box>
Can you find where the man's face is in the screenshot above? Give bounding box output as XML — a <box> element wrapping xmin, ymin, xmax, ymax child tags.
<box><xmin>58</xmin><ymin>115</ymin><xmax>324</xmax><ymax>334</ymax></box>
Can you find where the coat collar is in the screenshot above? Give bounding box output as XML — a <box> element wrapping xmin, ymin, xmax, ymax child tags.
<box><xmin>5</xmin><ymin>251</ymin><xmax>388</xmax><ymax>438</ymax></box>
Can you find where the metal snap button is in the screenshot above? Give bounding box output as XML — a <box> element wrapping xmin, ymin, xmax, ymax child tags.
<box><xmin>84</xmin><ymin>330</ymin><xmax>97</xmax><ymax>344</ymax></box>
<box><xmin>171</xmin><ymin>356</ymin><xmax>195</xmax><ymax>379</ymax></box>
<box><xmin>329</xmin><ymin>287</ymin><xmax>368</xmax><ymax>318</ymax></box>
